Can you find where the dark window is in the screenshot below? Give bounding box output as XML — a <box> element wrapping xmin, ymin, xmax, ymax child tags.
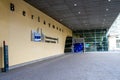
<box><xmin>48</xmin><ymin>23</ymin><xmax>51</xmax><ymax>27</ymax></box>
<box><xmin>56</xmin><ymin>27</ymin><xmax>58</xmax><ymax>30</ymax></box>
<box><xmin>53</xmin><ymin>25</ymin><xmax>55</xmax><ymax>29</ymax></box>
<box><xmin>22</xmin><ymin>11</ymin><xmax>26</xmax><ymax>16</ymax></box>
<box><xmin>44</xmin><ymin>20</ymin><xmax>46</xmax><ymax>25</ymax></box>
<box><xmin>59</xmin><ymin>28</ymin><xmax>61</xmax><ymax>31</ymax></box>
<box><xmin>31</xmin><ymin>15</ymin><xmax>34</xmax><ymax>19</ymax></box>
<box><xmin>38</xmin><ymin>16</ymin><xmax>40</xmax><ymax>22</ymax></box>
<box><xmin>10</xmin><ymin>3</ymin><xmax>15</xmax><ymax>11</ymax></box>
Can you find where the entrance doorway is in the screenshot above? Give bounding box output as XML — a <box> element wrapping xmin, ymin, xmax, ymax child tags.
<box><xmin>64</xmin><ymin>37</ymin><xmax>72</xmax><ymax>53</ymax></box>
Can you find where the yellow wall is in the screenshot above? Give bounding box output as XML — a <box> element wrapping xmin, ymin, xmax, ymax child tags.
<box><xmin>0</xmin><ymin>0</ymin><xmax>9</xmax><ymax>69</ymax></box>
<box><xmin>0</xmin><ymin>0</ymin><xmax>72</xmax><ymax>68</ymax></box>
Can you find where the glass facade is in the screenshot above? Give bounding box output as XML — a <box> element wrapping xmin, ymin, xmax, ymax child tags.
<box><xmin>73</xmin><ymin>29</ymin><xmax>108</xmax><ymax>52</ymax></box>
<box><xmin>116</xmin><ymin>39</ymin><xmax>120</xmax><ymax>48</ymax></box>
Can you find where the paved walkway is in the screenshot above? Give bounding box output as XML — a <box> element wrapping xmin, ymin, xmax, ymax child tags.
<box><xmin>1</xmin><ymin>53</ymin><xmax>120</xmax><ymax>80</ymax></box>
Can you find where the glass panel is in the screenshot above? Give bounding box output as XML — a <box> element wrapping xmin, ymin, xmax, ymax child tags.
<box><xmin>73</xmin><ymin>29</ymin><xmax>108</xmax><ymax>52</ymax></box>
<box><xmin>79</xmin><ymin>34</ymin><xmax>83</xmax><ymax>37</ymax></box>
<box><xmin>84</xmin><ymin>33</ymin><xmax>95</xmax><ymax>37</ymax></box>
<box><xmin>85</xmin><ymin>38</ymin><xmax>95</xmax><ymax>42</ymax></box>
<box><xmin>96</xmin><ymin>38</ymin><xmax>102</xmax><ymax>42</ymax></box>
<box><xmin>116</xmin><ymin>39</ymin><xmax>120</xmax><ymax>48</ymax></box>
<box><xmin>85</xmin><ymin>43</ymin><xmax>96</xmax><ymax>52</ymax></box>
<box><xmin>96</xmin><ymin>33</ymin><xmax>103</xmax><ymax>37</ymax></box>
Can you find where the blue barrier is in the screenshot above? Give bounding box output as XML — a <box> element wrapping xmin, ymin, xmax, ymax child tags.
<box><xmin>74</xmin><ymin>43</ymin><xmax>84</xmax><ymax>53</ymax></box>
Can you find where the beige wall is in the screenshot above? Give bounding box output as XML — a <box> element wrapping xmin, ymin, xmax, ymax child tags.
<box><xmin>0</xmin><ymin>0</ymin><xmax>72</xmax><ymax>68</ymax></box>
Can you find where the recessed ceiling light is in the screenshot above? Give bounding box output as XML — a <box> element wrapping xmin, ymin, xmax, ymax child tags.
<box><xmin>106</xmin><ymin>8</ymin><xmax>109</xmax><ymax>11</ymax></box>
<box><xmin>108</xmin><ymin>0</ymin><xmax>111</xmax><ymax>2</ymax></box>
<box><xmin>74</xmin><ymin>3</ymin><xmax>77</xmax><ymax>6</ymax></box>
<box><xmin>78</xmin><ymin>11</ymin><xmax>81</xmax><ymax>14</ymax></box>
<box><xmin>105</xmin><ymin>15</ymin><xmax>107</xmax><ymax>16</ymax></box>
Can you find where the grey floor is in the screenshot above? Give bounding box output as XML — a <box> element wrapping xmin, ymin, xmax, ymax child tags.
<box><xmin>1</xmin><ymin>53</ymin><xmax>120</xmax><ymax>80</ymax></box>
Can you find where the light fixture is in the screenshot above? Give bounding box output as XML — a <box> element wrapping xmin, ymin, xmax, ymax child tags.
<box><xmin>106</xmin><ymin>8</ymin><xmax>109</xmax><ymax>11</ymax></box>
<box><xmin>108</xmin><ymin>0</ymin><xmax>111</xmax><ymax>2</ymax></box>
<box><xmin>78</xmin><ymin>11</ymin><xmax>81</xmax><ymax>14</ymax></box>
<box><xmin>74</xmin><ymin>3</ymin><xmax>77</xmax><ymax>6</ymax></box>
